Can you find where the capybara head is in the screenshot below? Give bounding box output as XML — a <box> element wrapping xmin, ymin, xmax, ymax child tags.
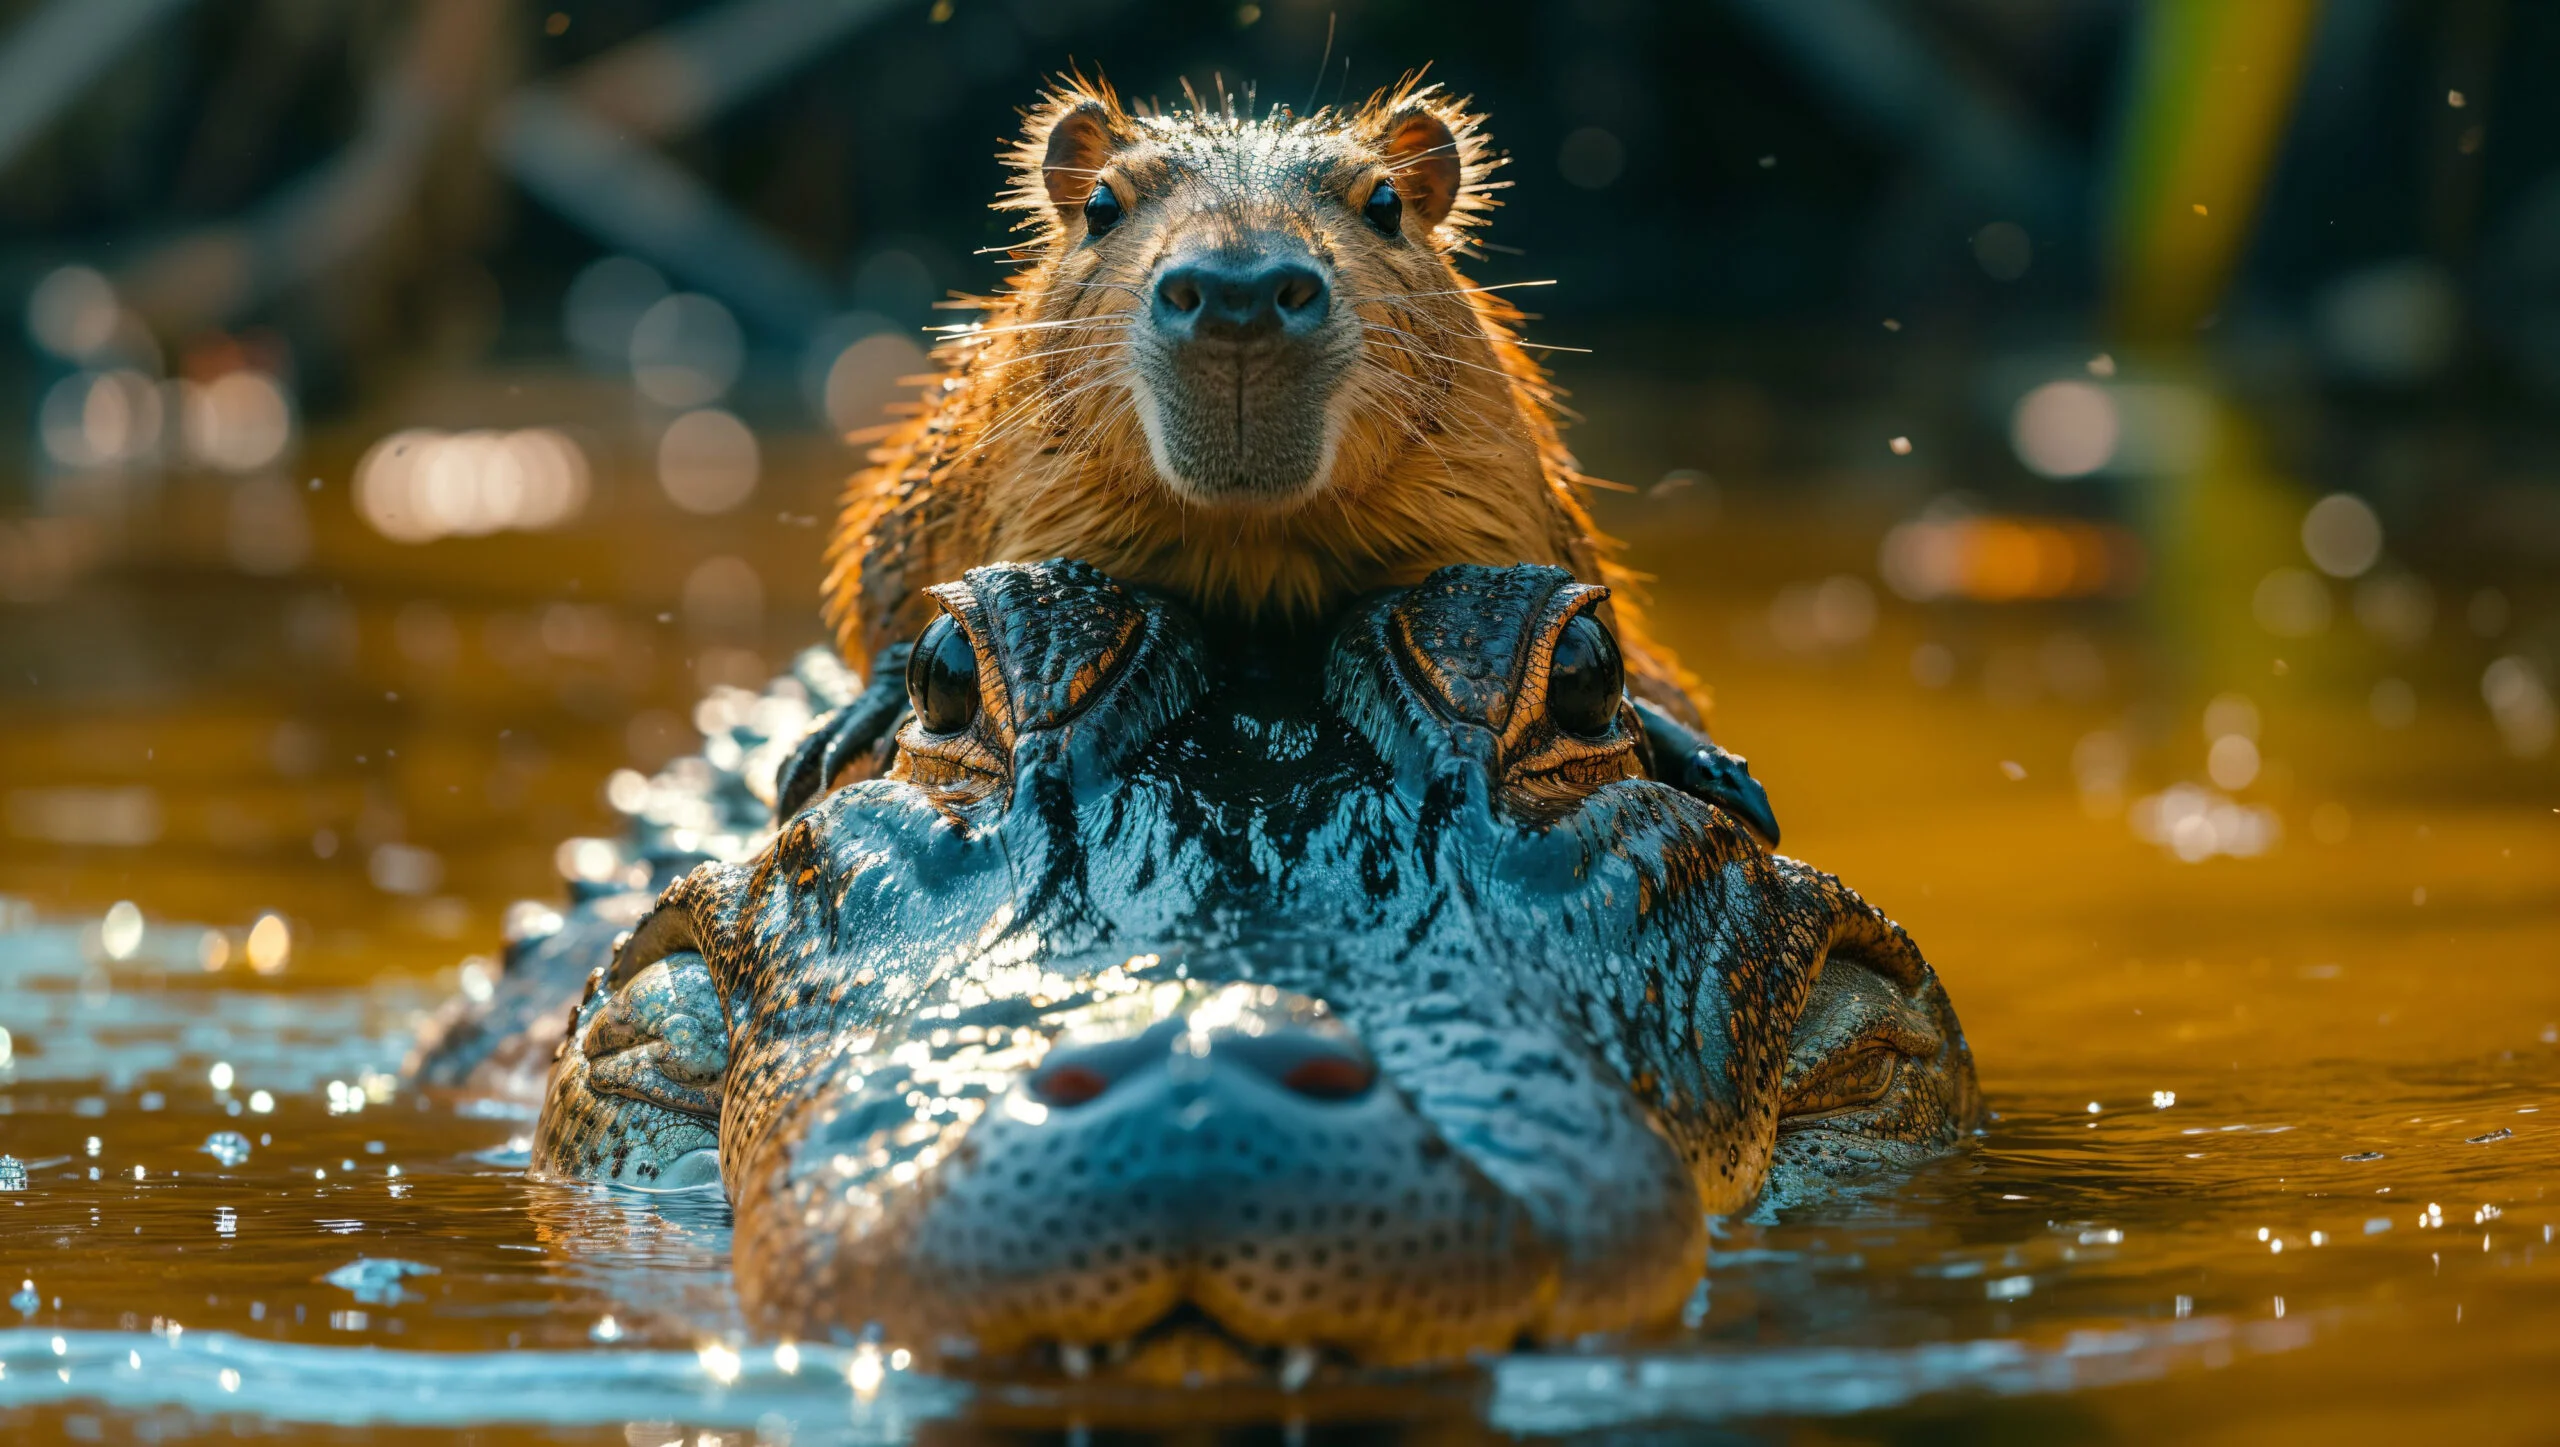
<box><xmin>990</xmin><ymin>77</ymin><xmax>1514</xmax><ymax>510</ymax></box>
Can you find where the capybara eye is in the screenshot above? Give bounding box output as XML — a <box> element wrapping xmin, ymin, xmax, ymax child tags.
<box><xmin>1082</xmin><ymin>183</ymin><xmax>1122</xmax><ymax>236</ymax></box>
<box><xmin>1546</xmin><ymin>614</ymin><xmax>1623</xmax><ymax>739</ymax></box>
<box><xmin>1362</xmin><ymin>176</ymin><xmax>1403</xmax><ymax>236</ymax></box>
<box><xmin>907</xmin><ymin>615</ymin><xmax>981</xmax><ymax>735</ymax></box>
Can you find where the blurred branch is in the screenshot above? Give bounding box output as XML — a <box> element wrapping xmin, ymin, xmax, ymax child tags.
<box><xmin>118</xmin><ymin>0</ymin><xmax>513</xmax><ymax>338</ymax></box>
<box><xmin>110</xmin><ymin>0</ymin><xmax>906</xmax><ymax>346</ymax></box>
<box><xmin>0</xmin><ymin>0</ymin><xmax>195</xmax><ymax>174</ymax></box>
<box><xmin>1718</xmin><ymin>0</ymin><xmax>2081</xmax><ymax>237</ymax></box>
<box><xmin>562</xmin><ymin>0</ymin><xmax>904</xmax><ymax>140</ymax></box>
<box><xmin>485</xmin><ymin>0</ymin><xmax>913</xmax><ymax>342</ymax></box>
<box><xmin>487</xmin><ymin>90</ymin><xmax>835</xmax><ymax>339</ymax></box>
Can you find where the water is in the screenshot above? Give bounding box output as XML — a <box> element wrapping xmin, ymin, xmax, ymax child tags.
<box><xmin>2</xmin><ymin>458</ymin><xmax>2556</xmax><ymax>1441</ymax></box>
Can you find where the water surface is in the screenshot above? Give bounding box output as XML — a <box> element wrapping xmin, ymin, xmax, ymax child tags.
<box><xmin>2</xmin><ymin>463</ymin><xmax>2555</xmax><ymax>1444</ymax></box>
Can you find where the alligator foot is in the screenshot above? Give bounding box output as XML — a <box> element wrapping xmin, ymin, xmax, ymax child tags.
<box><xmin>773</xmin><ymin>643</ymin><xmax>914</xmax><ymax>823</ymax></box>
<box><xmin>1632</xmin><ymin>698</ymin><xmax>1781</xmax><ymax>848</ymax></box>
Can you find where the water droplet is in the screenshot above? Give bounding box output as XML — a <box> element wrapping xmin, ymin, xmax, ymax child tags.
<box><xmin>99</xmin><ymin>901</ymin><xmax>144</xmax><ymax>960</ymax></box>
<box><xmin>321</xmin><ymin>1258</ymin><xmax>437</xmax><ymax>1305</ymax></box>
<box><xmin>245</xmin><ymin>914</ymin><xmax>290</xmax><ymax>975</ymax></box>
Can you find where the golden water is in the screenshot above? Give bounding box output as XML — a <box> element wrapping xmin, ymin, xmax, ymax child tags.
<box><xmin>1</xmin><ymin>434</ymin><xmax>2555</xmax><ymax>1443</ymax></box>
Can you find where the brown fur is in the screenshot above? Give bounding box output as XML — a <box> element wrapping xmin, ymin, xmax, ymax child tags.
<box><xmin>821</xmin><ymin>76</ymin><xmax>1701</xmax><ymax>721</ymax></box>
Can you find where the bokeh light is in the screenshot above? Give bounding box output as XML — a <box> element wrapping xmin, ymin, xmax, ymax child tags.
<box><xmin>2482</xmin><ymin>656</ymin><xmax>2555</xmax><ymax>758</ymax></box>
<box><xmin>25</xmin><ymin>265</ymin><xmax>120</xmax><ymax>361</ymax></box>
<box><xmin>823</xmin><ymin>331</ymin><xmax>930</xmax><ymax>436</ymax></box>
<box><xmin>180</xmin><ymin>371</ymin><xmax>294</xmax><ymax>473</ymax></box>
<box><xmin>2010</xmin><ymin>381</ymin><xmax>2118</xmax><ymax>478</ymax></box>
<box><xmin>2300</xmin><ymin>493</ymin><xmax>2384</xmax><ymax>579</ymax></box>
<box><xmin>682</xmin><ymin>555</ymin><xmax>764</xmax><ymax>641</ymax></box>
<box><xmin>38</xmin><ymin>370</ymin><xmax>165</xmax><ymax>469</ymax></box>
<box><xmin>1879</xmin><ymin>514</ymin><xmax>2142</xmax><ymax>602</ymax></box>
<box><xmin>355</xmin><ymin>429</ymin><xmax>590</xmax><ymax>543</ymax></box>
<box><xmin>629</xmin><ymin>293</ymin><xmax>744</xmax><ymax>408</ymax></box>
<box><xmin>368</xmin><ymin>843</ymin><xmax>443</xmax><ymax>897</ymax></box>
<box><xmin>2352</xmin><ymin>572</ymin><xmax>2433</xmax><ymax>649</ymax></box>
<box><xmin>2206</xmin><ymin>734</ymin><xmax>2261</xmax><ymax>791</ymax></box>
<box><xmin>99</xmin><ymin>900</ymin><xmax>145</xmax><ymax>960</ymax></box>
<box><xmin>1768</xmin><ymin>576</ymin><xmax>1875</xmax><ymax>654</ymax></box>
<box><xmin>1972</xmin><ymin>222</ymin><xmax>2033</xmax><ymax>281</ymax></box>
<box><xmin>657</xmin><ymin>408</ymin><xmax>759</xmax><ymax>514</ymax></box>
<box><xmin>2129</xmin><ymin>784</ymin><xmax>2282</xmax><ymax>862</ymax></box>
<box><xmin>555</xmin><ymin>837</ymin><xmax>624</xmax><ymax>886</ymax></box>
<box><xmin>2251</xmin><ymin>567</ymin><xmax>2332</xmax><ymax>637</ymax></box>
<box><xmin>244</xmin><ymin>914</ymin><xmax>290</xmax><ymax>975</ymax></box>
<box><xmin>2202</xmin><ymin>692</ymin><xmax>2260</xmax><ymax>743</ymax></box>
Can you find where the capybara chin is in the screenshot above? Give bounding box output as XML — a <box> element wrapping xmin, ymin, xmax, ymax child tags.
<box><xmin>823</xmin><ymin>75</ymin><xmax>1701</xmax><ymax>719</ymax></box>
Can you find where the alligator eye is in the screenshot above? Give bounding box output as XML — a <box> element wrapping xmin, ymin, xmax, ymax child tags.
<box><xmin>906</xmin><ymin>615</ymin><xmax>980</xmax><ymax>735</ymax></box>
<box><xmin>1362</xmin><ymin>176</ymin><xmax>1403</xmax><ymax>235</ymax></box>
<box><xmin>1082</xmin><ymin>183</ymin><xmax>1122</xmax><ymax>236</ymax></box>
<box><xmin>1782</xmin><ymin>1047</ymin><xmax>1902</xmax><ymax>1120</ymax></box>
<box><xmin>1546</xmin><ymin>614</ymin><xmax>1624</xmax><ymax>739</ymax></box>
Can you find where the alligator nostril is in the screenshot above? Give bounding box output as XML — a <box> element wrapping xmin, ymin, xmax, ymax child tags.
<box><xmin>1034</xmin><ymin>1064</ymin><xmax>1111</xmax><ymax>1107</ymax></box>
<box><xmin>1278</xmin><ymin>1054</ymin><xmax>1374</xmax><ymax>1101</ymax></box>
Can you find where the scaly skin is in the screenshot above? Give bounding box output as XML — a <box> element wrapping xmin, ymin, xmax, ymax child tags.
<box><xmin>415</xmin><ymin>561</ymin><xmax>1978</xmax><ymax>1382</ymax></box>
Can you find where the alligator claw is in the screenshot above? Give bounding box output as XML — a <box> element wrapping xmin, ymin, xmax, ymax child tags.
<box><xmin>1685</xmin><ymin>743</ymin><xmax>1780</xmax><ymax>846</ymax></box>
<box><xmin>1631</xmin><ymin>699</ymin><xmax>1781</xmax><ymax>848</ymax></box>
<box><xmin>774</xmin><ymin>643</ymin><xmax>914</xmax><ymax>823</ymax></box>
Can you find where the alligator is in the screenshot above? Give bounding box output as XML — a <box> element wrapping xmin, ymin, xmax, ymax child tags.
<box><xmin>414</xmin><ymin>560</ymin><xmax>1977</xmax><ymax>1384</ymax></box>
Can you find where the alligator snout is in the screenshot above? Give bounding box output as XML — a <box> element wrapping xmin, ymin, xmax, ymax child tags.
<box><xmin>743</xmin><ymin>983</ymin><xmax>1557</xmax><ymax>1381</ymax></box>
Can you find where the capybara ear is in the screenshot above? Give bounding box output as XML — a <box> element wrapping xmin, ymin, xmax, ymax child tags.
<box><xmin>1011</xmin><ymin>81</ymin><xmax>1131</xmax><ymax>216</ymax></box>
<box><xmin>1037</xmin><ymin>100</ymin><xmax>1116</xmax><ymax>208</ymax></box>
<box><xmin>1377</xmin><ymin>105</ymin><xmax>1464</xmax><ymax>230</ymax></box>
<box><xmin>1355</xmin><ymin>82</ymin><xmax>1498</xmax><ymax>240</ymax></box>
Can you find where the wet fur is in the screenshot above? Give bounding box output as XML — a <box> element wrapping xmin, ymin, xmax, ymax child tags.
<box><xmin>822</xmin><ymin>76</ymin><xmax>1702</xmax><ymax>720</ymax></box>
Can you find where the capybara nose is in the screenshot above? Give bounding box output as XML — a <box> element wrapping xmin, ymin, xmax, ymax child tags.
<box><xmin>1150</xmin><ymin>256</ymin><xmax>1331</xmax><ymax>342</ymax></box>
<box><xmin>1029</xmin><ymin>1013</ymin><xmax>1377</xmax><ymax>1108</ymax></box>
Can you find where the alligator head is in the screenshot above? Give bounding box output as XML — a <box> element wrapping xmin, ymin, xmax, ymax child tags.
<box><xmin>535</xmin><ymin>560</ymin><xmax>1978</xmax><ymax>1382</ymax></box>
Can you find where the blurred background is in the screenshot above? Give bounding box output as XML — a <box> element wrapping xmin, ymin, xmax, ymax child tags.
<box><xmin>0</xmin><ymin>0</ymin><xmax>2553</xmax><ymax>980</ymax></box>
